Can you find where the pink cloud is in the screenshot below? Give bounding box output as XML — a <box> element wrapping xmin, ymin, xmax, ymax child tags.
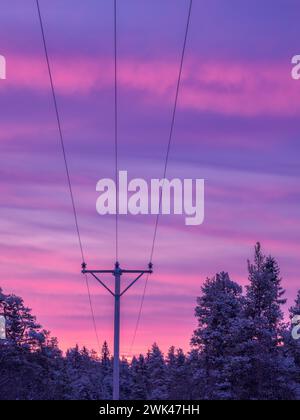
<box><xmin>3</xmin><ymin>54</ymin><xmax>300</xmax><ymax>117</ymax></box>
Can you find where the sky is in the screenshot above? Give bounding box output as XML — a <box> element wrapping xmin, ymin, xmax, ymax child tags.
<box><xmin>0</xmin><ymin>0</ymin><xmax>300</xmax><ymax>357</ymax></box>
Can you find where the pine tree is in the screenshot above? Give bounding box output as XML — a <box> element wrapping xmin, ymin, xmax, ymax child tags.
<box><xmin>100</xmin><ymin>341</ymin><xmax>112</xmax><ymax>399</ymax></box>
<box><xmin>191</xmin><ymin>272</ymin><xmax>250</xmax><ymax>400</ymax></box>
<box><xmin>120</xmin><ymin>357</ymin><xmax>132</xmax><ymax>400</ymax></box>
<box><xmin>0</xmin><ymin>287</ymin><xmax>64</xmax><ymax>400</ymax></box>
<box><xmin>0</xmin><ymin>287</ymin><xmax>45</xmax><ymax>349</ymax></box>
<box><xmin>64</xmin><ymin>345</ymin><xmax>104</xmax><ymax>400</ymax></box>
<box><xmin>130</xmin><ymin>355</ymin><xmax>148</xmax><ymax>400</ymax></box>
<box><xmin>246</xmin><ymin>244</ymin><xmax>286</xmax><ymax>335</ymax></box>
<box><xmin>146</xmin><ymin>344</ymin><xmax>168</xmax><ymax>400</ymax></box>
<box><xmin>101</xmin><ymin>341</ymin><xmax>110</xmax><ymax>367</ymax></box>
<box><xmin>33</xmin><ymin>333</ymin><xmax>66</xmax><ymax>400</ymax></box>
<box><xmin>166</xmin><ymin>347</ymin><xmax>189</xmax><ymax>400</ymax></box>
<box><xmin>245</xmin><ymin>243</ymin><xmax>290</xmax><ymax>399</ymax></box>
<box><xmin>185</xmin><ymin>349</ymin><xmax>206</xmax><ymax>400</ymax></box>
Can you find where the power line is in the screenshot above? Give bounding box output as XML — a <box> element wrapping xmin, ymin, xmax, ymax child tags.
<box><xmin>35</xmin><ymin>0</ymin><xmax>101</xmax><ymax>354</ymax></box>
<box><xmin>114</xmin><ymin>0</ymin><xmax>119</xmax><ymax>262</ymax></box>
<box><xmin>84</xmin><ymin>276</ymin><xmax>101</xmax><ymax>352</ymax></box>
<box><xmin>130</xmin><ymin>0</ymin><xmax>193</xmax><ymax>354</ymax></box>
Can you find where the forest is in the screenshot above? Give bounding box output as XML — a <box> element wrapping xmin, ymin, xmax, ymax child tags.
<box><xmin>0</xmin><ymin>243</ymin><xmax>299</xmax><ymax>400</ymax></box>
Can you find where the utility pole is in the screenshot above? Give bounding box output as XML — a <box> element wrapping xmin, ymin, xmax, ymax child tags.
<box><xmin>82</xmin><ymin>261</ymin><xmax>153</xmax><ymax>401</ymax></box>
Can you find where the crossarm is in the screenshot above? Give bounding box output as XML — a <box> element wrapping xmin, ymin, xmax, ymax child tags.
<box><xmin>120</xmin><ymin>272</ymin><xmax>145</xmax><ymax>297</ymax></box>
<box><xmin>122</xmin><ymin>269</ymin><xmax>153</xmax><ymax>274</ymax></box>
<box><xmin>90</xmin><ymin>273</ymin><xmax>115</xmax><ymax>297</ymax></box>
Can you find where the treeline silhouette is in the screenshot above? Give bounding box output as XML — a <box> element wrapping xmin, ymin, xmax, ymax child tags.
<box><xmin>0</xmin><ymin>243</ymin><xmax>299</xmax><ymax>400</ymax></box>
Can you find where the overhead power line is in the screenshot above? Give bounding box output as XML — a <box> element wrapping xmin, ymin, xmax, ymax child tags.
<box><xmin>114</xmin><ymin>0</ymin><xmax>119</xmax><ymax>262</ymax></box>
<box><xmin>35</xmin><ymin>0</ymin><xmax>101</xmax><ymax>354</ymax></box>
<box><xmin>130</xmin><ymin>0</ymin><xmax>193</xmax><ymax>354</ymax></box>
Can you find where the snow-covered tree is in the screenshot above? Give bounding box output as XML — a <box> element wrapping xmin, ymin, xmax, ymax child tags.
<box><xmin>130</xmin><ymin>355</ymin><xmax>148</xmax><ymax>400</ymax></box>
<box><xmin>0</xmin><ymin>288</ymin><xmax>64</xmax><ymax>400</ymax></box>
<box><xmin>146</xmin><ymin>344</ymin><xmax>168</xmax><ymax>400</ymax></box>
<box><xmin>0</xmin><ymin>287</ymin><xmax>46</xmax><ymax>349</ymax></box>
<box><xmin>100</xmin><ymin>341</ymin><xmax>113</xmax><ymax>399</ymax></box>
<box><xmin>120</xmin><ymin>357</ymin><xmax>132</xmax><ymax>400</ymax></box>
<box><xmin>191</xmin><ymin>272</ymin><xmax>251</xmax><ymax>400</ymax></box>
<box><xmin>245</xmin><ymin>243</ymin><xmax>290</xmax><ymax>399</ymax></box>
<box><xmin>185</xmin><ymin>349</ymin><xmax>206</xmax><ymax>400</ymax></box>
<box><xmin>101</xmin><ymin>341</ymin><xmax>110</xmax><ymax>367</ymax></box>
<box><xmin>64</xmin><ymin>345</ymin><xmax>104</xmax><ymax>400</ymax></box>
<box><xmin>166</xmin><ymin>347</ymin><xmax>189</xmax><ymax>400</ymax></box>
<box><xmin>246</xmin><ymin>244</ymin><xmax>286</xmax><ymax>336</ymax></box>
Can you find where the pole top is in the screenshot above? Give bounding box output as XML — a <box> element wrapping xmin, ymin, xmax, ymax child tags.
<box><xmin>81</xmin><ymin>262</ymin><xmax>87</xmax><ymax>273</ymax></box>
<box><xmin>114</xmin><ymin>261</ymin><xmax>122</xmax><ymax>276</ymax></box>
<box><xmin>148</xmin><ymin>262</ymin><xmax>153</xmax><ymax>272</ymax></box>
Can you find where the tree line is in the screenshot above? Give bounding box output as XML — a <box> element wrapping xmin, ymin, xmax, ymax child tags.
<box><xmin>0</xmin><ymin>243</ymin><xmax>299</xmax><ymax>400</ymax></box>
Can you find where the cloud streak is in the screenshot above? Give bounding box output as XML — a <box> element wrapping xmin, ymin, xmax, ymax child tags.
<box><xmin>3</xmin><ymin>55</ymin><xmax>299</xmax><ymax>117</ymax></box>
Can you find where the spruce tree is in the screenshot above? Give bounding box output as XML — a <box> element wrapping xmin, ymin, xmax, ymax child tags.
<box><xmin>101</xmin><ymin>341</ymin><xmax>111</xmax><ymax>369</ymax></box>
<box><xmin>185</xmin><ymin>349</ymin><xmax>206</xmax><ymax>400</ymax></box>
<box><xmin>65</xmin><ymin>345</ymin><xmax>104</xmax><ymax>400</ymax></box>
<box><xmin>245</xmin><ymin>243</ymin><xmax>289</xmax><ymax>399</ymax></box>
<box><xmin>0</xmin><ymin>287</ymin><xmax>45</xmax><ymax>349</ymax></box>
<box><xmin>166</xmin><ymin>347</ymin><xmax>189</xmax><ymax>400</ymax></box>
<box><xmin>100</xmin><ymin>341</ymin><xmax>112</xmax><ymax>399</ymax></box>
<box><xmin>146</xmin><ymin>343</ymin><xmax>168</xmax><ymax>400</ymax></box>
<box><xmin>120</xmin><ymin>357</ymin><xmax>132</xmax><ymax>400</ymax></box>
<box><xmin>191</xmin><ymin>272</ymin><xmax>250</xmax><ymax>400</ymax></box>
<box><xmin>130</xmin><ymin>355</ymin><xmax>148</xmax><ymax>400</ymax></box>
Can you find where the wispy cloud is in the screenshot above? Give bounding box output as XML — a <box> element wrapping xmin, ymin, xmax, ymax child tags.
<box><xmin>4</xmin><ymin>54</ymin><xmax>299</xmax><ymax>117</ymax></box>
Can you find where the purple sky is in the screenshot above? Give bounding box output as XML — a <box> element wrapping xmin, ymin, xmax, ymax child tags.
<box><xmin>0</xmin><ymin>0</ymin><xmax>300</xmax><ymax>357</ymax></box>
